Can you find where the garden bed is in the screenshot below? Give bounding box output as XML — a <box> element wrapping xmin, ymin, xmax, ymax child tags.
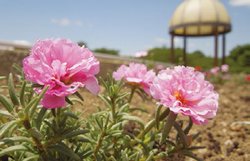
<box><xmin>72</xmin><ymin>79</ymin><xmax>250</xmax><ymax>161</ymax></box>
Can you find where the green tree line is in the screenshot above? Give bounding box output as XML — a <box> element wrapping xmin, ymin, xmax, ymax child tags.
<box><xmin>143</xmin><ymin>44</ymin><xmax>250</xmax><ymax>73</ymax></box>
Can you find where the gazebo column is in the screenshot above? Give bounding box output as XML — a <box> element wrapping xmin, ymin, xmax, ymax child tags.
<box><xmin>170</xmin><ymin>34</ymin><xmax>175</xmax><ymax>64</ymax></box>
<box><xmin>222</xmin><ymin>34</ymin><xmax>226</xmax><ymax>65</ymax></box>
<box><xmin>183</xmin><ymin>36</ymin><xmax>187</xmax><ymax>66</ymax></box>
<box><xmin>214</xmin><ymin>33</ymin><xmax>218</xmax><ymax>67</ymax></box>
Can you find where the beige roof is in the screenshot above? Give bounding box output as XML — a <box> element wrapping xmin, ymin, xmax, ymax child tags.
<box><xmin>169</xmin><ymin>0</ymin><xmax>231</xmax><ymax>36</ymax></box>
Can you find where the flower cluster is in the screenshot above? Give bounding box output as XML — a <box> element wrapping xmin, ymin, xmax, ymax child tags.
<box><xmin>210</xmin><ymin>64</ymin><xmax>229</xmax><ymax>75</ymax></box>
<box><xmin>113</xmin><ymin>64</ymin><xmax>219</xmax><ymax>125</ymax></box>
<box><xmin>23</xmin><ymin>38</ymin><xmax>100</xmax><ymax>108</ymax></box>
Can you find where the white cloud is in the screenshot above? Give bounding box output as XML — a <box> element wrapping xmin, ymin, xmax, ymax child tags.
<box><xmin>51</xmin><ymin>18</ymin><xmax>71</xmax><ymax>26</ymax></box>
<box><xmin>154</xmin><ymin>37</ymin><xmax>182</xmax><ymax>47</ymax></box>
<box><xmin>230</xmin><ymin>0</ymin><xmax>250</xmax><ymax>6</ymax></box>
<box><xmin>155</xmin><ymin>37</ymin><xmax>168</xmax><ymax>44</ymax></box>
<box><xmin>51</xmin><ymin>18</ymin><xmax>91</xmax><ymax>27</ymax></box>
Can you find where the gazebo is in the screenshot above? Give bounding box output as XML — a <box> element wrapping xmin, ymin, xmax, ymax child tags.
<box><xmin>169</xmin><ymin>0</ymin><xmax>232</xmax><ymax>66</ymax></box>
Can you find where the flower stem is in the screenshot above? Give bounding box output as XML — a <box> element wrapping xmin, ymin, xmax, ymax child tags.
<box><xmin>128</xmin><ymin>87</ymin><xmax>136</xmax><ymax>103</ymax></box>
<box><xmin>94</xmin><ymin>131</ymin><xmax>105</xmax><ymax>160</ymax></box>
<box><xmin>111</xmin><ymin>98</ymin><xmax>116</xmax><ymax>123</ymax></box>
<box><xmin>160</xmin><ymin>111</ymin><xmax>177</xmax><ymax>144</ymax></box>
<box><xmin>23</xmin><ymin>118</ymin><xmax>48</xmax><ymax>161</ymax></box>
<box><xmin>130</xmin><ymin>108</ymin><xmax>170</xmax><ymax>146</ymax></box>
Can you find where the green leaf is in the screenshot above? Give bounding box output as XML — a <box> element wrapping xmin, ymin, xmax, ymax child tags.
<box><xmin>188</xmin><ymin>146</ymin><xmax>206</xmax><ymax>151</ymax></box>
<box><xmin>74</xmin><ymin>91</ymin><xmax>84</xmax><ymax>101</ymax></box>
<box><xmin>81</xmin><ymin>149</ymin><xmax>92</xmax><ymax>159</ymax></box>
<box><xmin>8</xmin><ymin>73</ymin><xmax>19</xmax><ymax>106</ymax></box>
<box><xmin>64</xmin><ymin>111</ymin><xmax>79</xmax><ymax>120</ymax></box>
<box><xmin>69</xmin><ymin>98</ymin><xmax>84</xmax><ymax>105</ymax></box>
<box><xmin>22</xmin><ymin>155</ymin><xmax>39</xmax><ymax>161</ymax></box>
<box><xmin>99</xmin><ymin>95</ymin><xmax>112</xmax><ymax>108</ymax></box>
<box><xmin>75</xmin><ymin>136</ymin><xmax>91</xmax><ymax>143</ymax></box>
<box><xmin>29</xmin><ymin>86</ymin><xmax>49</xmax><ymax>118</ymax></box>
<box><xmin>145</xmin><ymin>150</ymin><xmax>156</xmax><ymax>161</ymax></box>
<box><xmin>155</xmin><ymin>105</ymin><xmax>163</xmax><ymax>130</ymax></box>
<box><xmin>24</xmin><ymin>98</ymin><xmax>38</xmax><ymax>113</ymax></box>
<box><xmin>63</xmin><ymin>129</ymin><xmax>89</xmax><ymax>139</ymax></box>
<box><xmin>173</xmin><ymin>122</ymin><xmax>188</xmax><ymax>148</ymax></box>
<box><xmin>182</xmin><ymin>150</ymin><xmax>203</xmax><ymax>161</ymax></box>
<box><xmin>118</xmin><ymin>103</ymin><xmax>129</xmax><ymax>113</ymax></box>
<box><xmin>0</xmin><ymin>76</ymin><xmax>6</xmax><ymax>82</ymax></box>
<box><xmin>129</xmin><ymin>107</ymin><xmax>148</xmax><ymax>113</ymax></box>
<box><xmin>65</xmin><ymin>97</ymin><xmax>73</xmax><ymax>105</ymax></box>
<box><xmin>0</xmin><ymin>145</ymin><xmax>27</xmax><ymax>157</ymax></box>
<box><xmin>116</xmin><ymin>92</ymin><xmax>130</xmax><ymax>102</ymax></box>
<box><xmin>12</xmin><ymin>64</ymin><xmax>23</xmax><ymax>75</ymax></box>
<box><xmin>122</xmin><ymin>115</ymin><xmax>145</xmax><ymax>129</ymax></box>
<box><xmin>95</xmin><ymin>116</ymin><xmax>104</xmax><ymax>130</ymax></box>
<box><xmin>19</xmin><ymin>81</ymin><xmax>27</xmax><ymax>107</ymax></box>
<box><xmin>0</xmin><ymin>120</ymin><xmax>18</xmax><ymax>138</ymax></box>
<box><xmin>0</xmin><ymin>110</ymin><xmax>15</xmax><ymax>119</ymax></box>
<box><xmin>184</xmin><ymin>117</ymin><xmax>193</xmax><ymax>134</ymax></box>
<box><xmin>49</xmin><ymin>144</ymin><xmax>81</xmax><ymax>161</ymax></box>
<box><xmin>110</xmin><ymin>122</ymin><xmax>122</xmax><ymax>130</ymax></box>
<box><xmin>36</xmin><ymin>108</ymin><xmax>47</xmax><ymax>130</ymax></box>
<box><xmin>2</xmin><ymin>136</ymin><xmax>33</xmax><ymax>144</ymax></box>
<box><xmin>28</xmin><ymin>127</ymin><xmax>43</xmax><ymax>141</ymax></box>
<box><xmin>0</xmin><ymin>94</ymin><xmax>13</xmax><ymax>112</ymax></box>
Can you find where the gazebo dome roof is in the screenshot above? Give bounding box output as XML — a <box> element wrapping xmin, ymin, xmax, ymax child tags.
<box><xmin>169</xmin><ymin>0</ymin><xmax>231</xmax><ymax>36</ymax></box>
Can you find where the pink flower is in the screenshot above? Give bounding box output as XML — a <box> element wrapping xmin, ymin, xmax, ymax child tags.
<box><xmin>113</xmin><ymin>63</ymin><xmax>155</xmax><ymax>94</ymax></box>
<box><xmin>210</xmin><ymin>66</ymin><xmax>220</xmax><ymax>75</ymax></box>
<box><xmin>150</xmin><ymin>66</ymin><xmax>219</xmax><ymax>125</ymax></box>
<box><xmin>221</xmin><ymin>64</ymin><xmax>229</xmax><ymax>73</ymax></box>
<box><xmin>23</xmin><ymin>38</ymin><xmax>100</xmax><ymax>108</ymax></box>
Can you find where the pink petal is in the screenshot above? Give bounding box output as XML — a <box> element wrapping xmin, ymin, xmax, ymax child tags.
<box><xmin>84</xmin><ymin>77</ymin><xmax>100</xmax><ymax>95</ymax></box>
<box><xmin>41</xmin><ymin>94</ymin><xmax>66</xmax><ymax>109</ymax></box>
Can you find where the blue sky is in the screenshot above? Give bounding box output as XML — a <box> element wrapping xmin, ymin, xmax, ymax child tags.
<box><xmin>0</xmin><ymin>0</ymin><xmax>249</xmax><ymax>57</ymax></box>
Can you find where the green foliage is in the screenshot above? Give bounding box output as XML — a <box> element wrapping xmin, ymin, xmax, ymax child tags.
<box><xmin>93</xmin><ymin>48</ymin><xmax>119</xmax><ymax>56</ymax></box>
<box><xmin>228</xmin><ymin>44</ymin><xmax>250</xmax><ymax>73</ymax></box>
<box><xmin>238</xmin><ymin>50</ymin><xmax>250</xmax><ymax>66</ymax></box>
<box><xmin>0</xmin><ymin>72</ymin><xmax>91</xmax><ymax>161</ymax></box>
<box><xmin>0</xmin><ymin>72</ymin><xmax>203</xmax><ymax>161</ymax></box>
<box><xmin>145</xmin><ymin>47</ymin><xmax>183</xmax><ymax>64</ymax></box>
<box><xmin>229</xmin><ymin>44</ymin><xmax>250</xmax><ymax>61</ymax></box>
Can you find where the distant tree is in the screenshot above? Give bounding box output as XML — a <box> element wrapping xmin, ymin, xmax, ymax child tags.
<box><xmin>77</xmin><ymin>41</ymin><xmax>88</xmax><ymax>48</ymax></box>
<box><xmin>238</xmin><ymin>50</ymin><xmax>250</xmax><ymax>66</ymax></box>
<box><xmin>190</xmin><ymin>50</ymin><xmax>205</xmax><ymax>58</ymax></box>
<box><xmin>93</xmin><ymin>48</ymin><xmax>119</xmax><ymax>56</ymax></box>
<box><xmin>227</xmin><ymin>44</ymin><xmax>250</xmax><ymax>73</ymax></box>
<box><xmin>146</xmin><ymin>47</ymin><xmax>183</xmax><ymax>64</ymax></box>
<box><xmin>229</xmin><ymin>44</ymin><xmax>250</xmax><ymax>62</ymax></box>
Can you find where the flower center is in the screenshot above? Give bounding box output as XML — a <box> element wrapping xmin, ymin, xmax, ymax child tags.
<box><xmin>127</xmin><ymin>82</ymin><xmax>140</xmax><ymax>87</ymax></box>
<box><xmin>61</xmin><ymin>77</ymin><xmax>73</xmax><ymax>85</ymax></box>
<box><xmin>174</xmin><ymin>91</ymin><xmax>188</xmax><ymax>105</ymax></box>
